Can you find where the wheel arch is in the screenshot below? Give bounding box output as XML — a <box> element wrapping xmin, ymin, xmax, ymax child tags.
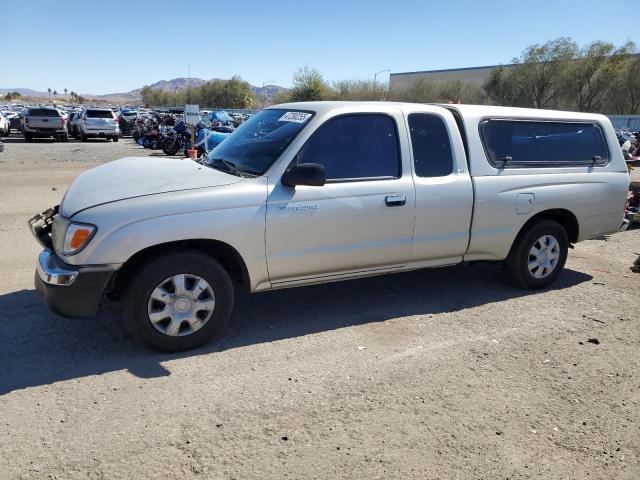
<box><xmin>106</xmin><ymin>238</ymin><xmax>251</xmax><ymax>299</ymax></box>
<box><xmin>512</xmin><ymin>208</ymin><xmax>579</xmax><ymax>252</ymax></box>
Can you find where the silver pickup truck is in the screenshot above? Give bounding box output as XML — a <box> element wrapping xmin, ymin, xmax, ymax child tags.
<box><xmin>29</xmin><ymin>102</ymin><xmax>630</xmax><ymax>351</ymax></box>
<box><xmin>22</xmin><ymin>107</ymin><xmax>68</xmax><ymax>142</ymax></box>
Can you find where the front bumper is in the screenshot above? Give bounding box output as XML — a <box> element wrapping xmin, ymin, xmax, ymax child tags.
<box><xmin>35</xmin><ymin>250</ymin><xmax>117</xmax><ymax>318</ymax></box>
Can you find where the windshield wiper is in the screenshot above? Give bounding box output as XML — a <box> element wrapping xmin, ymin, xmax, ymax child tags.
<box><xmin>207</xmin><ymin>157</ymin><xmax>258</xmax><ymax>178</ymax></box>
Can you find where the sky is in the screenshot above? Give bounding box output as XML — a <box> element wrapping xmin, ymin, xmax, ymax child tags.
<box><xmin>2</xmin><ymin>0</ymin><xmax>637</xmax><ymax>94</ymax></box>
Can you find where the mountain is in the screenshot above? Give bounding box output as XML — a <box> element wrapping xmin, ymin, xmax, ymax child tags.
<box><xmin>1</xmin><ymin>78</ymin><xmax>289</xmax><ymax>104</ymax></box>
<box><xmin>0</xmin><ymin>87</ymin><xmax>52</xmax><ymax>97</ymax></box>
<box><xmin>94</xmin><ymin>78</ymin><xmax>288</xmax><ymax>103</ymax></box>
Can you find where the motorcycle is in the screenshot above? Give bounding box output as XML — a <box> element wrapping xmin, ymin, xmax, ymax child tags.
<box><xmin>161</xmin><ymin>121</ymin><xmax>192</xmax><ymax>156</ymax></box>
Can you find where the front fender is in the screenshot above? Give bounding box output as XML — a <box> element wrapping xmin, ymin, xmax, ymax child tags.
<box><xmin>60</xmin><ymin>181</ymin><xmax>269</xmax><ymax>291</ymax></box>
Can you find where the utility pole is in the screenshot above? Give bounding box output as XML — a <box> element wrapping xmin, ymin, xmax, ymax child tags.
<box><xmin>187</xmin><ymin>64</ymin><xmax>191</xmax><ymax>105</ymax></box>
<box><xmin>373</xmin><ymin>69</ymin><xmax>390</xmax><ymax>100</ymax></box>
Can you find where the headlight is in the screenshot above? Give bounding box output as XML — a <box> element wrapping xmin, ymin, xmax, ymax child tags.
<box><xmin>63</xmin><ymin>222</ymin><xmax>97</xmax><ymax>255</ymax></box>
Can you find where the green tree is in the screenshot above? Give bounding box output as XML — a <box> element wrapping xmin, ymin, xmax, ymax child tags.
<box><xmin>483</xmin><ymin>67</ymin><xmax>530</xmax><ymax>106</ymax></box>
<box><xmin>289</xmin><ymin>66</ymin><xmax>330</xmax><ymax>102</ymax></box>
<box><xmin>606</xmin><ymin>42</ymin><xmax>640</xmax><ymax>114</ymax></box>
<box><xmin>517</xmin><ymin>38</ymin><xmax>577</xmax><ymax>108</ymax></box>
<box><xmin>330</xmin><ymin>79</ymin><xmax>386</xmax><ymax>101</ymax></box>
<box><xmin>47</xmin><ymin>88</ymin><xmax>52</xmax><ymax>101</ymax></box>
<box><xmin>560</xmin><ymin>41</ymin><xmax>623</xmax><ymax>112</ymax></box>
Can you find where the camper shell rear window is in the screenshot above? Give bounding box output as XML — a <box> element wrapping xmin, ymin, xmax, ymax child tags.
<box><xmin>479</xmin><ymin>119</ymin><xmax>609</xmax><ymax>168</ymax></box>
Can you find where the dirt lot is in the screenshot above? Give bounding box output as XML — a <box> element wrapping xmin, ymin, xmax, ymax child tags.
<box><xmin>0</xmin><ymin>133</ymin><xmax>639</xmax><ymax>480</ymax></box>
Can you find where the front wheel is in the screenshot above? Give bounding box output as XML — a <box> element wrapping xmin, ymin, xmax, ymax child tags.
<box><xmin>504</xmin><ymin>219</ymin><xmax>568</xmax><ymax>289</ymax></box>
<box><xmin>162</xmin><ymin>138</ymin><xmax>180</xmax><ymax>155</ymax></box>
<box><xmin>124</xmin><ymin>251</ymin><xmax>234</xmax><ymax>351</ymax></box>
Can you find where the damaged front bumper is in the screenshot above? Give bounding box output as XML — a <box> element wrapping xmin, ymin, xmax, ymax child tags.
<box><xmin>30</xmin><ymin>206</ymin><xmax>117</xmax><ymax>318</ymax></box>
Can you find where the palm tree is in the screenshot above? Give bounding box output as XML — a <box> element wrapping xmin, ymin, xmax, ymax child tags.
<box><xmin>53</xmin><ymin>90</ymin><xmax>58</xmax><ymax>101</ymax></box>
<box><xmin>64</xmin><ymin>88</ymin><xmax>67</xmax><ymax>101</ymax></box>
<box><xmin>47</xmin><ymin>88</ymin><xmax>52</xmax><ymax>101</ymax></box>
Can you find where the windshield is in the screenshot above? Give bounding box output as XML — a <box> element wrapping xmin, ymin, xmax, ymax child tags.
<box><xmin>205</xmin><ymin>109</ymin><xmax>313</xmax><ymax>175</ymax></box>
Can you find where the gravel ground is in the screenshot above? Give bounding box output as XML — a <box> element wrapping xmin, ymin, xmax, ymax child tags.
<box><xmin>0</xmin><ymin>133</ymin><xmax>639</xmax><ymax>480</ymax></box>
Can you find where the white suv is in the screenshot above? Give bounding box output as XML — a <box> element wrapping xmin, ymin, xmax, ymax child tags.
<box><xmin>77</xmin><ymin>108</ymin><xmax>120</xmax><ymax>142</ymax></box>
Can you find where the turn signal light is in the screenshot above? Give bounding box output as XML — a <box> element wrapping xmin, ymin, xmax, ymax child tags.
<box><xmin>63</xmin><ymin>223</ymin><xmax>96</xmax><ymax>255</ymax></box>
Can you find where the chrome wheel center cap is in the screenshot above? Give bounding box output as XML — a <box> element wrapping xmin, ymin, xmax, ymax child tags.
<box><xmin>173</xmin><ymin>297</ymin><xmax>192</xmax><ymax>313</ymax></box>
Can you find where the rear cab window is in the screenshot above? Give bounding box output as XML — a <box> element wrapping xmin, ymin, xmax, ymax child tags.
<box><xmin>408</xmin><ymin>113</ymin><xmax>454</xmax><ymax>177</ymax></box>
<box><xmin>480</xmin><ymin>119</ymin><xmax>609</xmax><ymax>167</ymax></box>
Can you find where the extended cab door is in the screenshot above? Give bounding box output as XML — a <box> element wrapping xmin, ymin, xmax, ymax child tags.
<box><xmin>405</xmin><ymin>107</ymin><xmax>474</xmax><ymax>265</ymax></box>
<box><xmin>265</xmin><ymin>111</ymin><xmax>416</xmax><ymax>284</ymax></box>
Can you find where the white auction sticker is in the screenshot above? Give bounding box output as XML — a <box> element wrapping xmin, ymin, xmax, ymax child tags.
<box><xmin>278</xmin><ymin>112</ymin><xmax>312</xmax><ymax>123</ymax></box>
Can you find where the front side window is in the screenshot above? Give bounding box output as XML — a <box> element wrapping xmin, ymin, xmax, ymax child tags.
<box><xmin>408</xmin><ymin>113</ymin><xmax>454</xmax><ymax>177</ymax></box>
<box><xmin>297</xmin><ymin>114</ymin><xmax>400</xmax><ymax>181</ymax></box>
<box><xmin>480</xmin><ymin>120</ymin><xmax>609</xmax><ymax>167</ymax></box>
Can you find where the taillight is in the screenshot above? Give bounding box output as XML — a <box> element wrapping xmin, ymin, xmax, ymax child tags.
<box><xmin>24</xmin><ymin>117</ymin><xmax>29</xmax><ymax>126</ymax></box>
<box><xmin>61</xmin><ymin>117</ymin><xmax>65</xmax><ymax>126</ymax></box>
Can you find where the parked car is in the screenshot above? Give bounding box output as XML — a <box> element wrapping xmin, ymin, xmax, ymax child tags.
<box><xmin>67</xmin><ymin>112</ymin><xmax>80</xmax><ymax>136</ymax></box>
<box><xmin>7</xmin><ymin>111</ymin><xmax>23</xmax><ymax>131</ymax></box>
<box><xmin>29</xmin><ymin>102</ymin><xmax>630</xmax><ymax>351</ymax></box>
<box><xmin>76</xmin><ymin>108</ymin><xmax>120</xmax><ymax>142</ymax></box>
<box><xmin>22</xmin><ymin>106</ymin><xmax>68</xmax><ymax>142</ymax></box>
<box><xmin>117</xmin><ymin>109</ymin><xmax>138</xmax><ymax>136</ymax></box>
<box><xmin>0</xmin><ymin>112</ymin><xmax>9</xmax><ymax>136</ymax></box>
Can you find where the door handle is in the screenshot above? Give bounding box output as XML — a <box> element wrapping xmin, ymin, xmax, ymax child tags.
<box><xmin>385</xmin><ymin>194</ymin><xmax>406</xmax><ymax>207</ymax></box>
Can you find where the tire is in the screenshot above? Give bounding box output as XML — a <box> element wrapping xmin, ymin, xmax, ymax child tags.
<box><xmin>124</xmin><ymin>250</ymin><xmax>234</xmax><ymax>351</ymax></box>
<box><xmin>24</xmin><ymin>133</ymin><xmax>33</xmax><ymax>142</ymax></box>
<box><xmin>81</xmin><ymin>134</ymin><xmax>87</xmax><ymax>142</ymax></box>
<box><xmin>162</xmin><ymin>138</ymin><xmax>180</xmax><ymax>156</ymax></box>
<box><xmin>504</xmin><ymin>219</ymin><xmax>568</xmax><ymax>289</ymax></box>
<box><xmin>59</xmin><ymin>133</ymin><xmax>68</xmax><ymax>142</ymax></box>
<box><xmin>112</xmin><ymin>136</ymin><xmax>118</xmax><ymax>142</ymax></box>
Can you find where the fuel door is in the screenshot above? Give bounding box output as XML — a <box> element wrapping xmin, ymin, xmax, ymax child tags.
<box><xmin>516</xmin><ymin>193</ymin><xmax>535</xmax><ymax>215</ymax></box>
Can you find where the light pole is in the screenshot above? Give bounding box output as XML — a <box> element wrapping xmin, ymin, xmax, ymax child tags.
<box><xmin>262</xmin><ymin>81</ymin><xmax>274</xmax><ymax>109</ymax></box>
<box><xmin>373</xmin><ymin>69</ymin><xmax>390</xmax><ymax>100</ymax></box>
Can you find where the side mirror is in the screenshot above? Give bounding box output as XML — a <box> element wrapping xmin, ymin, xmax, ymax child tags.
<box><xmin>281</xmin><ymin>163</ymin><xmax>326</xmax><ymax>187</ymax></box>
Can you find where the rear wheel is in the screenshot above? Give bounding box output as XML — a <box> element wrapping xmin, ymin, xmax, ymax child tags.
<box><xmin>504</xmin><ymin>219</ymin><xmax>568</xmax><ymax>289</ymax></box>
<box><xmin>24</xmin><ymin>133</ymin><xmax>33</xmax><ymax>142</ymax></box>
<box><xmin>124</xmin><ymin>251</ymin><xmax>234</xmax><ymax>351</ymax></box>
<box><xmin>81</xmin><ymin>133</ymin><xmax>87</xmax><ymax>142</ymax></box>
<box><xmin>112</xmin><ymin>136</ymin><xmax>119</xmax><ymax>142</ymax></box>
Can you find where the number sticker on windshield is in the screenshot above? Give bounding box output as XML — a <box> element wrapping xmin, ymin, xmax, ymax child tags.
<box><xmin>278</xmin><ymin>112</ymin><xmax>312</xmax><ymax>123</ymax></box>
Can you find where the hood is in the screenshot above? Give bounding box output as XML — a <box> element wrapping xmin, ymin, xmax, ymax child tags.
<box><xmin>61</xmin><ymin>156</ymin><xmax>244</xmax><ymax>217</ymax></box>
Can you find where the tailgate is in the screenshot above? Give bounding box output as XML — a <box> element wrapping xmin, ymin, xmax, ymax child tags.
<box><xmin>29</xmin><ymin>116</ymin><xmax>61</xmax><ymax>129</ymax></box>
